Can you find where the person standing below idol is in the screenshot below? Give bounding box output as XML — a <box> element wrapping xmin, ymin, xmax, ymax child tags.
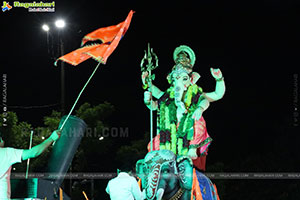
<box><xmin>0</xmin><ymin>130</ymin><xmax>61</xmax><ymax>199</ymax></box>
<box><xmin>106</xmin><ymin>165</ymin><xmax>143</xmax><ymax>200</ymax></box>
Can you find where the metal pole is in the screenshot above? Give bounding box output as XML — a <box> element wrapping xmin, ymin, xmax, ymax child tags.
<box><xmin>91</xmin><ymin>179</ymin><xmax>94</xmax><ymax>200</ymax></box>
<box><xmin>148</xmin><ymin>69</ymin><xmax>153</xmax><ymax>151</ymax></box>
<box><xmin>25</xmin><ymin>130</ymin><xmax>34</xmax><ymax>179</ymax></box>
<box><xmin>59</xmin><ymin>32</ymin><xmax>68</xmax><ymax>197</ymax></box>
<box><xmin>70</xmin><ymin>165</ymin><xmax>72</xmax><ymax>198</ymax></box>
<box><xmin>60</xmin><ymin>37</ymin><xmax>65</xmax><ymax>116</ymax></box>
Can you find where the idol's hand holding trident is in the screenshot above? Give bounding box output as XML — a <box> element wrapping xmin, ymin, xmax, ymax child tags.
<box><xmin>140</xmin><ymin>43</ymin><xmax>159</xmax><ymax>151</ymax></box>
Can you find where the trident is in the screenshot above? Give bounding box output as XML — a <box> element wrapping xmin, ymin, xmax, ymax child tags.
<box><xmin>140</xmin><ymin>43</ymin><xmax>158</xmax><ymax>151</ymax></box>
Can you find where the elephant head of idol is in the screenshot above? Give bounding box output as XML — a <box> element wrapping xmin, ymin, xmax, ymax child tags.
<box><xmin>167</xmin><ymin>45</ymin><xmax>200</xmax><ymax>105</ymax></box>
<box><xmin>136</xmin><ymin>150</ymin><xmax>194</xmax><ymax>200</ymax></box>
<box><xmin>138</xmin><ymin>150</ymin><xmax>177</xmax><ymax>200</ymax></box>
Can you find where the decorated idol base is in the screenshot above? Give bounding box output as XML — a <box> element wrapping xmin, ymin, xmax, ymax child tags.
<box><xmin>136</xmin><ymin>150</ymin><xmax>219</xmax><ymax>200</ymax></box>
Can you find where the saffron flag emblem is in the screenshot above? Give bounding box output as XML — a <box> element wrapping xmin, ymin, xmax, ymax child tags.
<box><xmin>55</xmin><ymin>10</ymin><xmax>134</xmax><ymax>66</ymax></box>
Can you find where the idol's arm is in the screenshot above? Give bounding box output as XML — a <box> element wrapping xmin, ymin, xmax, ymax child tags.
<box><xmin>146</xmin><ymin>100</ymin><xmax>159</xmax><ymax>111</ymax></box>
<box><xmin>142</xmin><ymin>71</ymin><xmax>164</xmax><ymax>99</ymax></box>
<box><xmin>188</xmin><ymin>98</ymin><xmax>210</xmax><ymax>159</ymax></box>
<box><xmin>148</xmin><ymin>84</ymin><xmax>164</xmax><ymax>99</ymax></box>
<box><xmin>204</xmin><ymin>68</ymin><xmax>226</xmax><ymax>102</ymax></box>
<box><xmin>144</xmin><ymin>91</ymin><xmax>159</xmax><ymax>111</ymax></box>
<box><xmin>192</xmin><ymin>97</ymin><xmax>210</xmax><ymax>121</ymax></box>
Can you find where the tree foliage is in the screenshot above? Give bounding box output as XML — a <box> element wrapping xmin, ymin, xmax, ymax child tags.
<box><xmin>115</xmin><ymin>132</ymin><xmax>148</xmax><ymax>171</ymax></box>
<box><xmin>0</xmin><ymin>102</ymin><xmax>116</xmax><ymax>173</ymax></box>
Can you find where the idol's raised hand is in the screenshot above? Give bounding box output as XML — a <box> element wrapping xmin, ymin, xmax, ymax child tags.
<box><xmin>210</xmin><ymin>68</ymin><xmax>223</xmax><ymax>80</ymax></box>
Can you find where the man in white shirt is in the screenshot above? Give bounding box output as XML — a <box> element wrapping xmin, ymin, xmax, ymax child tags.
<box><xmin>0</xmin><ymin>130</ymin><xmax>60</xmax><ymax>199</ymax></box>
<box><xmin>106</xmin><ymin>167</ymin><xmax>143</xmax><ymax>200</ymax></box>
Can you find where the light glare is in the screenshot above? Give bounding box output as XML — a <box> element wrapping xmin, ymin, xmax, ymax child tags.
<box><xmin>42</xmin><ymin>24</ymin><xmax>49</xmax><ymax>31</ymax></box>
<box><xmin>55</xmin><ymin>19</ymin><xmax>65</xmax><ymax>28</ymax></box>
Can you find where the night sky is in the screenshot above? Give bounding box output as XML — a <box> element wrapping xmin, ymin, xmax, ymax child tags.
<box><xmin>1</xmin><ymin>0</ymin><xmax>300</xmax><ymax>197</ymax></box>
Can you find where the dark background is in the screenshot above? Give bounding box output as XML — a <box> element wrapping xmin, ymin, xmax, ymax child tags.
<box><xmin>1</xmin><ymin>0</ymin><xmax>300</xmax><ymax>199</ymax></box>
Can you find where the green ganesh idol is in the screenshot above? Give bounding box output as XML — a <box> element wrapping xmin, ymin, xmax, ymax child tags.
<box><xmin>142</xmin><ymin>45</ymin><xmax>225</xmax><ymax>171</ymax></box>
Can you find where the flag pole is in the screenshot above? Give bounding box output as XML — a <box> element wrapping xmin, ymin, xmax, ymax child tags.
<box><xmin>59</xmin><ymin>60</ymin><xmax>102</xmax><ymax>132</ymax></box>
<box><xmin>25</xmin><ymin>130</ymin><xmax>34</xmax><ymax>179</ymax></box>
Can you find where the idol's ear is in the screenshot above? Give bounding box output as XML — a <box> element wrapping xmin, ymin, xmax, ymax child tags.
<box><xmin>191</xmin><ymin>72</ymin><xmax>200</xmax><ymax>84</ymax></box>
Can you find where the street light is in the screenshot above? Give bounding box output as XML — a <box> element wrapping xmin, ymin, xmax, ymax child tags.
<box><xmin>41</xmin><ymin>20</ymin><xmax>66</xmax><ymax>115</ymax></box>
<box><xmin>55</xmin><ymin>19</ymin><xmax>65</xmax><ymax>28</ymax></box>
<box><xmin>42</xmin><ymin>24</ymin><xmax>49</xmax><ymax>32</ymax></box>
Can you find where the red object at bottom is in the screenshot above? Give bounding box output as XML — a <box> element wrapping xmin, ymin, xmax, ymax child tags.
<box><xmin>192</xmin><ymin>154</ymin><xmax>207</xmax><ymax>171</ymax></box>
<box><xmin>148</xmin><ymin>135</ymin><xmax>208</xmax><ymax>171</ymax></box>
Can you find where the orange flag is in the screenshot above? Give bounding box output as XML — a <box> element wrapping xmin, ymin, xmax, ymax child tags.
<box><xmin>54</xmin><ymin>45</ymin><xmax>97</xmax><ymax>66</ymax></box>
<box><xmin>55</xmin><ymin>10</ymin><xmax>134</xmax><ymax>66</ymax></box>
<box><xmin>81</xmin><ymin>21</ymin><xmax>125</xmax><ymax>46</ymax></box>
<box><xmin>85</xmin><ymin>10</ymin><xmax>134</xmax><ymax>64</ymax></box>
